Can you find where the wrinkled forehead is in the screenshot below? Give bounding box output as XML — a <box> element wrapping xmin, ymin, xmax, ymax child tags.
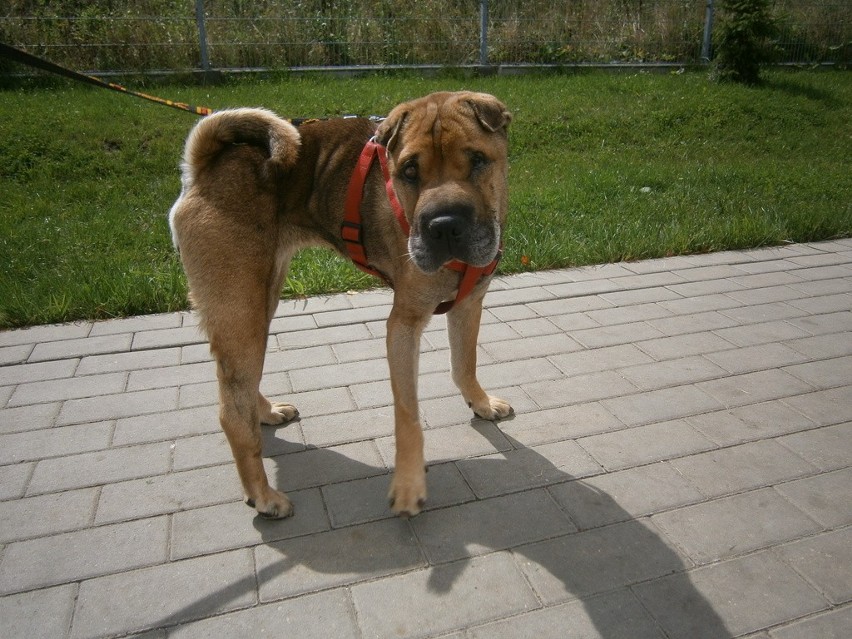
<box><xmin>402</xmin><ymin>98</ymin><xmax>481</xmax><ymax>158</ymax></box>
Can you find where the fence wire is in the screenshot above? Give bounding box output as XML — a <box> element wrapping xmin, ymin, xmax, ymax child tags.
<box><xmin>1</xmin><ymin>1</ymin><xmax>849</xmax><ymax>75</ymax></box>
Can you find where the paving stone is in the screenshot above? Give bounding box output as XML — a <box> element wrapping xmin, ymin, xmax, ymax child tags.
<box><xmin>0</xmin><ymin>516</ymin><xmax>168</xmax><ymax>593</ymax></box>
<box><xmin>70</xmin><ymin>549</ymin><xmax>256</xmax><ymax>638</ymax></box>
<box><xmin>486</xmin><ymin>285</ymin><xmax>557</xmax><ymax>306</ymax></box>
<box><xmin>0</xmin><ymin>462</ymin><xmax>32</xmax><ymax>501</ymax></box>
<box><xmin>456</xmin><ymin>440</ymin><xmax>602</xmax><ymax>498</ymax></box>
<box><xmin>781</xmin><ymin>387</ymin><xmax>852</xmax><ymax>426</ymax></box>
<box><xmin>172</xmin><ymin>425</ymin><xmax>305</xmax><ymax>472</ymax></box>
<box><xmin>169</xmin><ymin>589</ymin><xmax>359</xmax><ymax>639</ymax></box>
<box><xmin>577</xmin><ymin>419</ymin><xmax>717</xmax><ymax>471</ymax></box>
<box><xmin>570</xmin><ymin>322</ymin><xmax>666</xmax><ymax>350</ymax></box>
<box><xmin>725</xmin><ymin>284</ymin><xmax>804</xmax><ymax>305</ymax></box>
<box><xmin>0</xmin><ymin>487</ymin><xmax>97</xmax><ymax>543</ymax></box>
<box><xmin>480</xmin><ymin>332</ymin><xmax>583</xmax><ymax>362</ymax></box>
<box><xmin>774</xmin><ymin>467</ymin><xmax>852</xmax><ymax>528</ymax></box>
<box><xmin>171</xmin><ymin>489</ymin><xmax>329</xmax><ymax>560</ymax></box>
<box><xmin>658</xmin><ymin>292</ymin><xmax>743</xmax><ymax>315</ymax></box>
<box><xmin>786</xmin><ymin>332</ymin><xmax>852</xmax><ymax>358</ymax></box>
<box><xmin>647</xmin><ymin>311</ymin><xmax>741</xmax><ymax>337</ymax></box>
<box><xmin>770</xmin><ymin>605</ymin><xmax>852</xmax><ymax>639</ymax></box>
<box><xmin>505</xmin><ymin>316</ymin><xmax>563</xmax><ymax>337</ymax></box>
<box><xmin>29</xmin><ymin>333</ymin><xmax>132</xmax><ymax>362</ymax></box>
<box><xmin>786</xmin><ymin>310</ymin><xmax>852</xmax><ymax>336</ymax></box>
<box><xmin>704</xmin><ymin>342</ymin><xmax>810</xmax><ymax>374</ymax></box>
<box><xmin>0</xmin><ymin>584</ymin><xmax>77</xmax><ymax>639</ymax></box>
<box><xmin>264</xmin><ymin>440</ymin><xmax>386</xmax><ymax>494</ymax></box>
<box><xmin>0</xmin><ymin>421</ymin><xmax>112</xmax><ymax>464</ymax></box>
<box><xmin>788</xmin><ymin>292</ymin><xmax>852</xmax><ymax>315</ymax></box>
<box><xmin>57</xmin><ymin>387</ymin><xmax>179</xmax><ymax>426</ymax></box>
<box><xmin>131</xmin><ymin>326</ymin><xmax>206</xmax><ymax>350</ymax></box>
<box><xmin>76</xmin><ymin>347</ymin><xmax>181</xmax><ymax>375</ymax></box>
<box><xmin>522</xmin><ymin>371</ymin><xmax>640</xmax><ymax>409</ymax></box>
<box><xmin>28</xmin><ymin>441</ymin><xmax>173</xmax><ymax>496</ymax></box>
<box><xmin>8</xmin><ymin>371</ymin><xmax>127</xmax><ymax>407</ymax></box>
<box><xmin>634</xmin><ymin>550</ymin><xmax>827</xmax><ymax>639</ymax></box>
<box><xmin>0</xmin><ymin>358</ymin><xmax>78</xmax><ymax>385</ymax></box>
<box><xmin>784</xmin><ymin>355</ymin><xmax>852</xmax><ymax>390</ymax></box>
<box><xmin>411</xmin><ymin>489</ymin><xmax>575</xmax><ymax>564</ymax></box>
<box><xmin>466</xmin><ymin>588</ymin><xmax>666</xmax><ymax>639</ymax></box>
<box><xmin>0</xmin><ymin>402</ymin><xmax>61</xmax><ymax>434</ymax></box>
<box><xmin>582</xmin><ymin>301</ymin><xmax>672</xmax><ymax>327</ymax></box>
<box><xmin>775</xmin><ymin>527</ymin><xmax>852</xmax><ymax>606</ymax></box>
<box><xmin>516</xmin><ymin>519</ymin><xmax>687</xmax><ymax>604</ymax></box>
<box><xmin>618</xmin><ymin>355</ymin><xmax>728</xmax><ymax>391</ymax></box>
<box><xmin>669</xmin><ymin>440</ymin><xmax>817</xmax><ymax>498</ymax></box>
<box><xmin>715</xmin><ymin>320</ymin><xmax>812</xmax><ymax>347</ymax></box>
<box><xmin>777</xmin><ymin>423</ymin><xmax>852</xmax><ymax>471</ymax></box>
<box><xmin>549</xmin><ymin>462</ymin><xmax>704</xmax><ymax>530</ymax></box>
<box><xmin>497</xmin><ymin>402</ymin><xmax>625</xmax><ymax>444</ymax></box>
<box><xmin>300</xmin><ymin>402</ymin><xmax>394</xmax><ymax>447</ymax></box>
<box><xmin>375</xmin><ymin>421</ymin><xmax>511</xmax><ymax>468</ymax></box>
<box><xmin>322</xmin><ymin>462</ymin><xmax>473</xmax><ymax>528</ymax></box>
<box><xmin>0</xmin><ymin>322</ymin><xmax>91</xmax><ymax>349</ymax></box>
<box><xmin>601</xmin><ymin>286</ymin><xmax>684</xmax><ymax>306</ymax></box>
<box><xmin>289</xmin><ymin>357</ymin><xmax>391</xmax><ymax>393</ymax></box>
<box><xmin>695</xmin><ymin>369</ymin><xmax>815</xmax><ymax>409</ymax></box>
<box><xmin>665</xmin><ymin>278</ymin><xmax>745</xmax><ymax>297</ymax></box>
<box><xmin>127</xmin><ymin>360</ymin><xmax>217</xmax><ymax>391</ymax></box>
<box><xmin>277</xmin><ymin>323</ymin><xmax>373</xmax><ymax>350</ymax></box>
<box><xmin>529</xmin><ymin>293</ymin><xmax>613</xmax><ymax>316</ymax></box>
<box><xmin>95</xmin><ymin>463</ymin><xmax>242</xmax><ymax>524</ymax></box>
<box><xmin>113</xmin><ymin>404</ymin><xmax>220</xmax><ymax>446</ymax></box>
<box><xmin>651</xmin><ymin>488</ymin><xmax>822</xmax><ymax>564</ymax></box>
<box><xmin>601</xmin><ymin>384</ymin><xmax>723</xmax><ymax>426</ymax></box>
<box><xmin>636</xmin><ymin>332</ymin><xmax>738</xmax><ymax>360</ymax></box>
<box><xmin>549</xmin><ymin>343</ymin><xmax>654</xmax><ymax>377</ymax></box>
<box><xmin>352</xmin><ymin>552</ymin><xmax>539</xmax><ymax>639</ymax></box>
<box><xmin>255</xmin><ymin>519</ymin><xmax>425</xmax><ymax>601</ymax></box>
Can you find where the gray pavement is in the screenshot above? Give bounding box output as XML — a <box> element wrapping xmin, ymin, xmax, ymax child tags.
<box><xmin>1</xmin><ymin>239</ymin><xmax>850</xmax><ymax>639</ymax></box>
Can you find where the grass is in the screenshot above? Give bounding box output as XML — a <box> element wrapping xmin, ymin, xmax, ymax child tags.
<box><xmin>1</xmin><ymin>69</ymin><xmax>850</xmax><ymax>329</ymax></box>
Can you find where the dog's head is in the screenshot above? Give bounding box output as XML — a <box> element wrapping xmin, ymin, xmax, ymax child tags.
<box><xmin>376</xmin><ymin>92</ymin><xmax>511</xmax><ymax>273</ymax></box>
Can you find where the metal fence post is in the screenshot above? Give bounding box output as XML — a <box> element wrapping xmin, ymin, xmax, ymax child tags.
<box><xmin>701</xmin><ymin>0</ymin><xmax>715</xmax><ymax>62</ymax></box>
<box><xmin>194</xmin><ymin>0</ymin><xmax>212</xmax><ymax>74</ymax></box>
<box><xmin>479</xmin><ymin>0</ymin><xmax>489</xmax><ymax>67</ymax></box>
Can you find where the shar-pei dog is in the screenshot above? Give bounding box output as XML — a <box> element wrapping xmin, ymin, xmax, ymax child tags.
<box><xmin>169</xmin><ymin>91</ymin><xmax>512</xmax><ymax>519</ymax></box>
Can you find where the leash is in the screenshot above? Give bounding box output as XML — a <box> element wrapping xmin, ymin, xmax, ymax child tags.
<box><xmin>1</xmin><ymin>42</ymin><xmax>215</xmax><ymax>116</ymax></box>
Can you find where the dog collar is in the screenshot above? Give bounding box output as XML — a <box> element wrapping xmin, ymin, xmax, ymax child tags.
<box><xmin>342</xmin><ymin>138</ymin><xmax>501</xmax><ymax>315</ymax></box>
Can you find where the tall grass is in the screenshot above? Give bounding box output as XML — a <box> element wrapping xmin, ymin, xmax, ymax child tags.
<box><xmin>1</xmin><ymin>0</ymin><xmax>848</xmax><ymax>73</ymax></box>
<box><xmin>0</xmin><ymin>70</ymin><xmax>850</xmax><ymax>328</ymax></box>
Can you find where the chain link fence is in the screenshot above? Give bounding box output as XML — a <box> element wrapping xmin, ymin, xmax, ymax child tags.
<box><xmin>1</xmin><ymin>1</ymin><xmax>849</xmax><ymax>75</ymax></box>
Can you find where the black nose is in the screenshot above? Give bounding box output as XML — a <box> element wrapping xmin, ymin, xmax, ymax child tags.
<box><xmin>421</xmin><ymin>204</ymin><xmax>473</xmax><ymax>253</ymax></box>
<box><xmin>426</xmin><ymin>214</ymin><xmax>465</xmax><ymax>242</ymax></box>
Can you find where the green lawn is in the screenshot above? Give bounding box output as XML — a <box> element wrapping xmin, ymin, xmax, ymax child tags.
<box><xmin>1</xmin><ymin>70</ymin><xmax>850</xmax><ymax>329</ymax></box>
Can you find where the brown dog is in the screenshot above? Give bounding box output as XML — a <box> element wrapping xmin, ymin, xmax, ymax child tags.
<box><xmin>169</xmin><ymin>91</ymin><xmax>512</xmax><ymax>518</ymax></box>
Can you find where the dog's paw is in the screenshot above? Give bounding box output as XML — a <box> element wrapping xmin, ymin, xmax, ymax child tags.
<box><xmin>260</xmin><ymin>402</ymin><xmax>299</xmax><ymax>426</ymax></box>
<box><xmin>471</xmin><ymin>395</ymin><xmax>514</xmax><ymax>421</ymax></box>
<box><xmin>388</xmin><ymin>469</ymin><xmax>427</xmax><ymax>518</ymax></box>
<box><xmin>246</xmin><ymin>487</ymin><xmax>294</xmax><ymax>519</ymax></box>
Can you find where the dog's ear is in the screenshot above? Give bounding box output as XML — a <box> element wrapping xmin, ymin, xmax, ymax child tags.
<box><xmin>375</xmin><ymin>107</ymin><xmax>409</xmax><ymax>152</ymax></box>
<box><xmin>466</xmin><ymin>94</ymin><xmax>512</xmax><ymax>136</ymax></box>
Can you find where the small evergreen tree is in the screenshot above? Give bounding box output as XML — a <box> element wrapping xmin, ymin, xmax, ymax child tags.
<box><xmin>711</xmin><ymin>0</ymin><xmax>778</xmax><ymax>85</ymax></box>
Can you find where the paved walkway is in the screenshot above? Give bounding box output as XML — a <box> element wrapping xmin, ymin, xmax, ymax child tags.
<box><xmin>0</xmin><ymin>239</ymin><xmax>850</xmax><ymax>639</ymax></box>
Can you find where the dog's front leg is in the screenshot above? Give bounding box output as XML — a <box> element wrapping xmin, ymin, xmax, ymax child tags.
<box><xmin>386</xmin><ymin>306</ymin><xmax>430</xmax><ymax>517</ymax></box>
<box><xmin>448</xmin><ymin>294</ymin><xmax>513</xmax><ymax>420</ymax></box>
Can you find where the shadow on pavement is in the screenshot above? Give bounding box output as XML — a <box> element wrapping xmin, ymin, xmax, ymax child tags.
<box><xmin>154</xmin><ymin>420</ymin><xmax>731</xmax><ymax>638</ymax></box>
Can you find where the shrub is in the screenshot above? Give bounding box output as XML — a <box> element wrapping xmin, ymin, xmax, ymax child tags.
<box><xmin>711</xmin><ymin>0</ymin><xmax>778</xmax><ymax>85</ymax></box>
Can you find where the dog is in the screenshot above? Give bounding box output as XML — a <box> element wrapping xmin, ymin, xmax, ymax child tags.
<box><xmin>169</xmin><ymin>91</ymin><xmax>512</xmax><ymax>519</ymax></box>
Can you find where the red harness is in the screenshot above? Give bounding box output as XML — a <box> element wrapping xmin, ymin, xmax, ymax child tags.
<box><xmin>341</xmin><ymin>139</ymin><xmax>501</xmax><ymax>315</ymax></box>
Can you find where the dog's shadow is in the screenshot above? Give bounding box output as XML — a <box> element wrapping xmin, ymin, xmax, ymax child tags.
<box><xmin>157</xmin><ymin>417</ymin><xmax>731</xmax><ymax>637</ymax></box>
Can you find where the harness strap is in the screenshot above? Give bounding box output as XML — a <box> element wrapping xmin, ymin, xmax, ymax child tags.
<box><xmin>342</xmin><ymin>138</ymin><xmax>501</xmax><ymax>315</ymax></box>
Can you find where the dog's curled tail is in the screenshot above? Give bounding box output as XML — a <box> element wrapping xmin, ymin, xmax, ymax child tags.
<box><xmin>182</xmin><ymin>107</ymin><xmax>300</xmax><ymax>180</ymax></box>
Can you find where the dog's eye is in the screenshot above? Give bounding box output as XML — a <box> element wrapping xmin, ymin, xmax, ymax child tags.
<box><xmin>470</xmin><ymin>152</ymin><xmax>490</xmax><ymax>174</ymax></box>
<box><xmin>401</xmin><ymin>161</ymin><xmax>419</xmax><ymax>183</ymax></box>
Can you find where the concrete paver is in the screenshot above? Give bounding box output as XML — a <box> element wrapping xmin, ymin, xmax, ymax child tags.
<box><xmin>1</xmin><ymin>239</ymin><xmax>850</xmax><ymax>638</ymax></box>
